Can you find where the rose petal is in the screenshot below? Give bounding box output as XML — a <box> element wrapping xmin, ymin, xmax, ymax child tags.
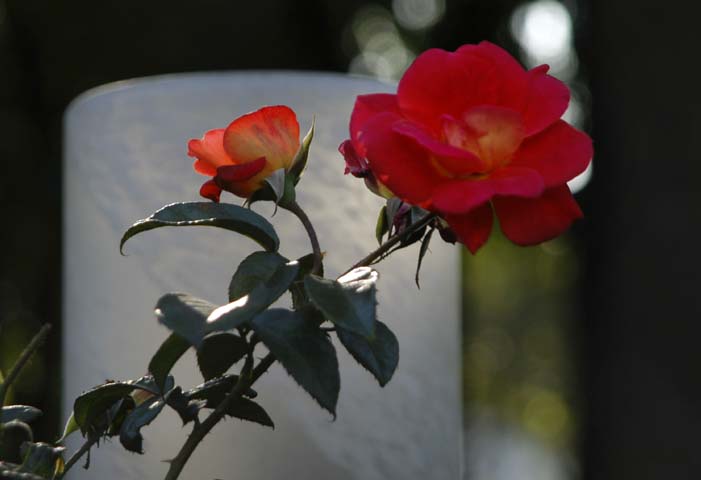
<box><xmin>398</xmin><ymin>42</ymin><xmax>531</xmax><ymax>132</ymax></box>
<box><xmin>339</xmin><ymin>139</ymin><xmax>369</xmax><ymax>177</ymax></box>
<box><xmin>200</xmin><ymin>179</ymin><xmax>222</xmax><ymax>202</ymax></box>
<box><xmin>213</xmin><ymin>157</ymin><xmax>267</xmax><ymax>198</ymax></box>
<box><xmin>393</xmin><ymin>120</ymin><xmax>485</xmax><ymax>175</ymax></box>
<box><xmin>493</xmin><ymin>185</ymin><xmax>583</xmax><ymax>245</ymax></box>
<box><xmin>361</xmin><ymin>112</ymin><xmax>444</xmax><ymax>207</ymax></box>
<box><xmin>223</xmin><ymin>105</ymin><xmax>300</xmax><ymax>171</ymax></box>
<box><xmin>350</xmin><ymin>93</ymin><xmax>400</xmax><ymax>156</ymax></box>
<box><xmin>511</xmin><ymin>120</ymin><xmax>593</xmax><ymax>188</ymax></box>
<box><xmin>522</xmin><ymin>65</ymin><xmax>570</xmax><ymax>136</ymax></box>
<box><xmin>188</xmin><ymin>129</ymin><xmax>230</xmax><ymax>176</ymax></box>
<box><xmin>444</xmin><ymin>203</ymin><xmax>494</xmax><ymax>254</ymax></box>
<box><xmin>432</xmin><ymin>167</ymin><xmax>544</xmax><ymax>215</ymax></box>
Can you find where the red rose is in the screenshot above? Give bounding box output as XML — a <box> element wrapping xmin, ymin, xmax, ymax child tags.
<box><xmin>341</xmin><ymin>41</ymin><xmax>593</xmax><ymax>253</ymax></box>
<box><xmin>189</xmin><ymin>105</ymin><xmax>300</xmax><ymax>201</ymax></box>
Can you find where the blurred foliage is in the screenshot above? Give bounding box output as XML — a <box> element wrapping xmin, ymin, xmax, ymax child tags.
<box><xmin>462</xmin><ymin>230</ymin><xmax>579</xmax><ymax>450</ymax></box>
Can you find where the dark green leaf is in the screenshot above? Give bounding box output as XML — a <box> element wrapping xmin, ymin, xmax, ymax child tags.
<box><xmin>73</xmin><ymin>376</ymin><xmax>165</xmax><ymax>435</ymax></box>
<box><xmin>227</xmin><ymin>398</ymin><xmax>274</xmax><ymax>428</ymax></box>
<box><xmin>164</xmin><ymin>387</ymin><xmax>205</xmax><ymax>425</ymax></box>
<box><xmin>289</xmin><ymin>118</ymin><xmax>315</xmax><ymax>185</ymax></box>
<box><xmin>289</xmin><ymin>252</ymin><xmax>324</xmax><ymax>309</ymax></box>
<box><xmin>415</xmin><ymin>226</ymin><xmax>435</xmax><ymax>288</ymax></box>
<box><xmin>185</xmin><ymin>374</ymin><xmax>257</xmax><ymax>407</ymax></box>
<box><xmin>385</xmin><ymin>197</ymin><xmax>404</xmax><ymax>231</ymax></box>
<box><xmin>304</xmin><ymin>267</ymin><xmax>378</xmax><ymax>338</ymax></box>
<box><xmin>119</xmin><ymin>396</ymin><xmax>166</xmax><ymax>454</ymax></box>
<box><xmin>120</xmin><ymin>201</ymin><xmax>279</xmax><ymax>254</ymax></box>
<box><xmin>375</xmin><ymin>205</ymin><xmax>388</xmax><ymax>245</ymax></box>
<box><xmin>0</xmin><ymin>406</ymin><xmax>41</xmax><ymax>425</ymax></box>
<box><xmin>251</xmin><ymin>309</ymin><xmax>339</xmax><ymax>416</ymax></box>
<box><xmin>228</xmin><ymin>251</ymin><xmax>288</xmax><ymax>302</ymax></box>
<box><xmin>196</xmin><ymin>333</ymin><xmax>248</xmax><ymax>381</ymax></box>
<box><xmin>15</xmin><ymin>442</ymin><xmax>64</xmax><ymax>477</ymax></box>
<box><xmin>337</xmin><ymin>320</ymin><xmax>399</xmax><ymax>387</ymax></box>
<box><xmin>154</xmin><ymin>293</ymin><xmax>216</xmax><ymax>348</ymax></box>
<box><xmin>148</xmin><ymin>333</ymin><xmax>191</xmax><ymax>392</ymax></box>
<box><xmin>0</xmin><ymin>421</ymin><xmax>33</xmax><ymax>464</ymax></box>
<box><xmin>206</xmin><ymin>260</ymin><xmax>299</xmax><ymax>334</ymax></box>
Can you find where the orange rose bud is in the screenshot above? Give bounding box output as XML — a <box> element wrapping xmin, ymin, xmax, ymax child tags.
<box><xmin>188</xmin><ymin>105</ymin><xmax>301</xmax><ymax>201</ymax></box>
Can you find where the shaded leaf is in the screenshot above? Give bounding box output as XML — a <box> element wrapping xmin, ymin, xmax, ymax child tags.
<box><xmin>375</xmin><ymin>205</ymin><xmax>388</xmax><ymax>245</ymax></box>
<box><xmin>16</xmin><ymin>442</ymin><xmax>64</xmax><ymax>477</ymax></box>
<box><xmin>289</xmin><ymin>252</ymin><xmax>324</xmax><ymax>310</ymax></box>
<box><xmin>227</xmin><ymin>398</ymin><xmax>274</xmax><ymax>428</ymax></box>
<box><xmin>119</xmin><ymin>396</ymin><xmax>166</xmax><ymax>454</ymax></box>
<box><xmin>289</xmin><ymin>118</ymin><xmax>315</xmax><ymax>185</ymax></box>
<box><xmin>304</xmin><ymin>267</ymin><xmax>378</xmax><ymax>338</ymax></box>
<box><xmin>228</xmin><ymin>251</ymin><xmax>288</xmax><ymax>302</ymax></box>
<box><xmin>148</xmin><ymin>333</ymin><xmax>191</xmax><ymax>392</ymax></box>
<box><xmin>196</xmin><ymin>333</ymin><xmax>248</xmax><ymax>381</ymax></box>
<box><xmin>120</xmin><ymin>201</ymin><xmax>279</xmax><ymax>254</ymax></box>
<box><xmin>0</xmin><ymin>420</ymin><xmax>33</xmax><ymax>464</ymax></box>
<box><xmin>73</xmin><ymin>376</ymin><xmax>165</xmax><ymax>435</ymax></box>
<box><xmin>251</xmin><ymin>309</ymin><xmax>339</xmax><ymax>416</ymax></box>
<box><xmin>185</xmin><ymin>375</ymin><xmax>257</xmax><ymax>407</ymax></box>
<box><xmin>0</xmin><ymin>406</ymin><xmax>42</xmax><ymax>425</ymax></box>
<box><xmin>164</xmin><ymin>387</ymin><xmax>205</xmax><ymax>425</ymax></box>
<box><xmin>206</xmin><ymin>260</ymin><xmax>299</xmax><ymax>334</ymax></box>
<box><xmin>337</xmin><ymin>320</ymin><xmax>399</xmax><ymax>387</ymax></box>
<box><xmin>415</xmin><ymin>226</ymin><xmax>435</xmax><ymax>288</ymax></box>
<box><xmin>154</xmin><ymin>294</ymin><xmax>216</xmax><ymax>348</ymax></box>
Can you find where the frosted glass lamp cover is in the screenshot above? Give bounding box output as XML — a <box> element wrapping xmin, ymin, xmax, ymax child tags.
<box><xmin>62</xmin><ymin>72</ymin><xmax>462</xmax><ymax>479</ymax></box>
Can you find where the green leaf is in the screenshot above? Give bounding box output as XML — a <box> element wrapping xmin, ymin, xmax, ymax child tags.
<box><xmin>154</xmin><ymin>294</ymin><xmax>216</xmax><ymax>348</ymax></box>
<box><xmin>16</xmin><ymin>442</ymin><xmax>64</xmax><ymax>477</ymax></box>
<box><xmin>119</xmin><ymin>396</ymin><xmax>166</xmax><ymax>454</ymax></box>
<box><xmin>227</xmin><ymin>398</ymin><xmax>274</xmax><ymax>428</ymax></box>
<box><xmin>375</xmin><ymin>205</ymin><xmax>388</xmax><ymax>245</ymax></box>
<box><xmin>120</xmin><ymin>201</ymin><xmax>279</xmax><ymax>254</ymax></box>
<box><xmin>148</xmin><ymin>333</ymin><xmax>191</xmax><ymax>393</ymax></box>
<box><xmin>385</xmin><ymin>197</ymin><xmax>404</xmax><ymax>232</ymax></box>
<box><xmin>164</xmin><ymin>387</ymin><xmax>205</xmax><ymax>425</ymax></box>
<box><xmin>415</xmin><ymin>226</ymin><xmax>435</xmax><ymax>288</ymax></box>
<box><xmin>196</xmin><ymin>333</ymin><xmax>248</xmax><ymax>381</ymax></box>
<box><xmin>228</xmin><ymin>251</ymin><xmax>288</xmax><ymax>302</ymax></box>
<box><xmin>289</xmin><ymin>252</ymin><xmax>324</xmax><ymax>310</ymax></box>
<box><xmin>0</xmin><ymin>406</ymin><xmax>42</xmax><ymax>424</ymax></box>
<box><xmin>73</xmin><ymin>376</ymin><xmax>165</xmax><ymax>435</ymax></box>
<box><xmin>304</xmin><ymin>267</ymin><xmax>378</xmax><ymax>338</ymax></box>
<box><xmin>337</xmin><ymin>320</ymin><xmax>399</xmax><ymax>387</ymax></box>
<box><xmin>206</xmin><ymin>260</ymin><xmax>299</xmax><ymax>334</ymax></box>
<box><xmin>289</xmin><ymin>117</ymin><xmax>315</xmax><ymax>185</ymax></box>
<box><xmin>0</xmin><ymin>420</ymin><xmax>34</xmax><ymax>465</ymax></box>
<box><xmin>251</xmin><ymin>309</ymin><xmax>339</xmax><ymax>416</ymax></box>
<box><xmin>184</xmin><ymin>375</ymin><xmax>257</xmax><ymax>407</ymax></box>
<box><xmin>58</xmin><ymin>413</ymin><xmax>79</xmax><ymax>443</ymax></box>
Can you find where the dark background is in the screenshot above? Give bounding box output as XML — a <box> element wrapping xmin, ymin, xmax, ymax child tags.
<box><xmin>0</xmin><ymin>0</ymin><xmax>700</xmax><ymax>478</ymax></box>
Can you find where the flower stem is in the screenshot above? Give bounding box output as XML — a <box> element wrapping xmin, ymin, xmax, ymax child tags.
<box><xmin>285</xmin><ymin>200</ymin><xmax>322</xmax><ymax>274</ymax></box>
<box><xmin>341</xmin><ymin>212</ymin><xmax>437</xmax><ymax>277</ymax></box>
<box><xmin>0</xmin><ymin>324</ymin><xmax>51</xmax><ymax>411</ymax></box>
<box><xmin>60</xmin><ymin>431</ymin><xmax>100</xmax><ymax>476</ymax></box>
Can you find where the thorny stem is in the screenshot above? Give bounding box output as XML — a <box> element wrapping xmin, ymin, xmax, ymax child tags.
<box><xmin>285</xmin><ymin>200</ymin><xmax>323</xmax><ymax>275</ymax></box>
<box><xmin>164</xmin><ymin>351</ymin><xmax>276</xmax><ymax>480</ymax></box>
<box><xmin>0</xmin><ymin>324</ymin><xmax>51</xmax><ymax>412</ymax></box>
<box><xmin>340</xmin><ymin>213</ymin><xmax>437</xmax><ymax>277</ymax></box>
<box><xmin>60</xmin><ymin>431</ymin><xmax>100</xmax><ymax>477</ymax></box>
<box><xmin>161</xmin><ymin>206</ymin><xmax>435</xmax><ymax>480</ymax></box>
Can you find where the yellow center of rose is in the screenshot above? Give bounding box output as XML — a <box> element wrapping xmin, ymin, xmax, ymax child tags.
<box><xmin>441</xmin><ymin>105</ymin><xmax>526</xmax><ymax>175</ymax></box>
